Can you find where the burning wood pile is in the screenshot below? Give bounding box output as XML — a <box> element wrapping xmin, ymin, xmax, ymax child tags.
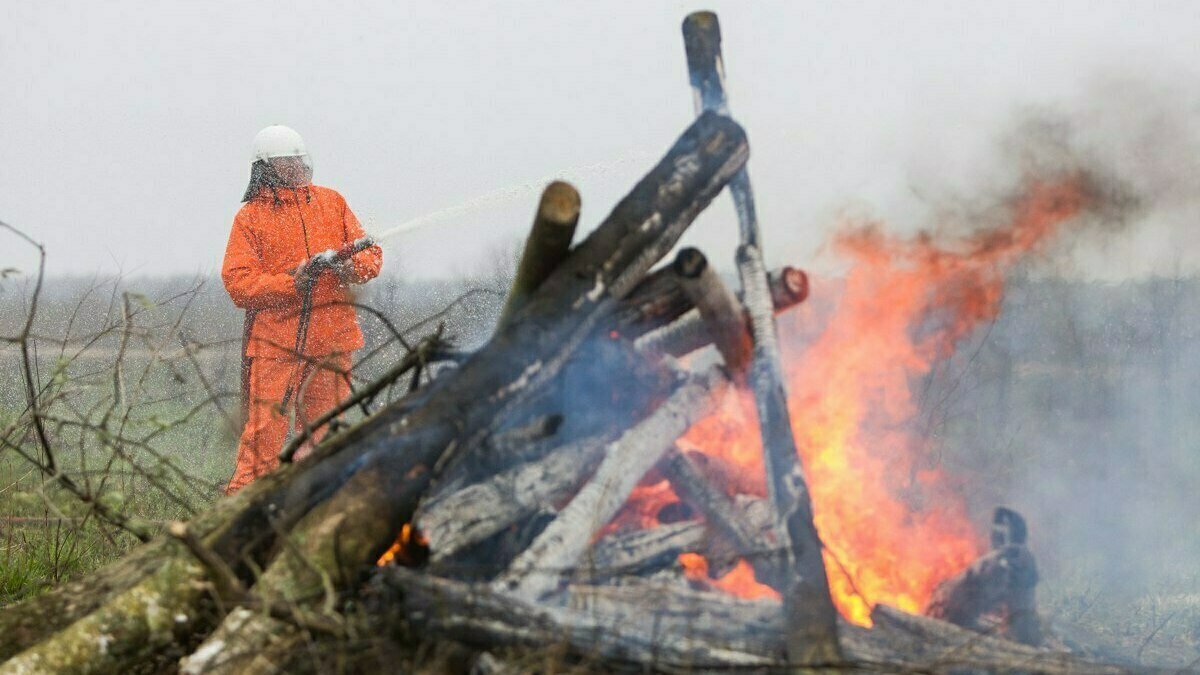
<box><xmin>0</xmin><ymin>12</ymin><xmax>1129</xmax><ymax>675</ymax></box>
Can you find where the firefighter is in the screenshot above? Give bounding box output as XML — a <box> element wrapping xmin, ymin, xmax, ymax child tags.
<box><xmin>221</xmin><ymin>125</ymin><xmax>382</xmax><ymax>493</ymax></box>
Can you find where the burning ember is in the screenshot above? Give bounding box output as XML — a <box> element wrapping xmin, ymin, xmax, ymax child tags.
<box><xmin>672</xmin><ymin>175</ymin><xmax>1091</xmax><ymax>625</ymax></box>
<box><xmin>378</xmin><ymin>523</ymin><xmax>428</xmax><ymax>567</ymax></box>
<box><xmin>680</xmin><ymin>553</ymin><xmax>781</xmax><ymax>601</ymax></box>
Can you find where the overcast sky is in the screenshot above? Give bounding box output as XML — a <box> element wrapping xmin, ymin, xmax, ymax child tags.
<box><xmin>4</xmin><ymin>1</ymin><xmax>1200</xmax><ymax>281</ymax></box>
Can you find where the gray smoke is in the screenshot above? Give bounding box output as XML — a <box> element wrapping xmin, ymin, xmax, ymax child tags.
<box><xmin>904</xmin><ymin>73</ymin><xmax>1200</xmax><ymax>645</ymax></box>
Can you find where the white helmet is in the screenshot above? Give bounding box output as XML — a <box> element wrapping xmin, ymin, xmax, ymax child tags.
<box><xmin>251</xmin><ymin>125</ymin><xmax>309</xmax><ymax>163</ymax></box>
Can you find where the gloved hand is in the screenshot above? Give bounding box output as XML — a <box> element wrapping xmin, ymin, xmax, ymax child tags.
<box><xmin>331</xmin><ymin>258</ymin><xmax>357</xmax><ymax>284</ymax></box>
<box><xmin>292</xmin><ymin>257</ymin><xmax>320</xmax><ymax>293</ymax></box>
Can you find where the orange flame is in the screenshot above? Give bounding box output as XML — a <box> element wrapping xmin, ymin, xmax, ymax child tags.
<box><xmin>680</xmin><ymin>553</ymin><xmax>781</xmax><ymax>601</ymax></box>
<box><xmin>377</xmin><ymin>523</ymin><xmax>427</xmax><ymax>567</ymax></box>
<box><xmin>678</xmin><ymin>176</ymin><xmax>1089</xmax><ymax>625</ymax></box>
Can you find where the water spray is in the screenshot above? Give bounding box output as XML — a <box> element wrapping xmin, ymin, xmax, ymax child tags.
<box><xmin>363</xmin><ymin>150</ymin><xmax>655</xmax><ymax>247</ymax></box>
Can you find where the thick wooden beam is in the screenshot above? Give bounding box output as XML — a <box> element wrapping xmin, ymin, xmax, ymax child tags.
<box><xmin>615</xmin><ymin>263</ymin><xmax>809</xmax><ymax>341</ymax></box>
<box><xmin>683</xmin><ymin>10</ymin><xmax>843</xmax><ymax>665</ymax></box>
<box><xmin>659</xmin><ymin>445</ymin><xmax>783</xmax><ymax>586</ymax></box>
<box><xmin>415</xmin><ymin>434</ymin><xmax>610</xmax><ymax>564</ymax></box>
<box><xmin>673</xmin><ymin>247</ymin><xmax>753</xmax><ymax>373</ymax></box>
<box><xmin>385</xmin><ymin>568</ymin><xmax>784</xmax><ymax>669</ymax></box>
<box><xmin>377</xmin><ymin>569</ymin><xmax>1126</xmax><ymax>674</ymax></box>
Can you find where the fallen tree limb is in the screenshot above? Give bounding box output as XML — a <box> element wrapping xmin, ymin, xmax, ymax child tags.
<box><xmin>575</xmin><ymin>521</ymin><xmax>704</xmax><ymax>582</ymax></box>
<box><xmin>375</xmin><ymin>568</ymin><xmax>1129</xmax><ymax>674</ymax></box>
<box><xmin>616</xmin><ymin>264</ymin><xmax>809</xmax><ymax>344</ymax></box>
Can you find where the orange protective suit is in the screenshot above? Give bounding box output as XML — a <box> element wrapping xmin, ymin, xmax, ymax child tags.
<box><xmin>222</xmin><ymin>184</ymin><xmax>382</xmax><ymax>493</ymax></box>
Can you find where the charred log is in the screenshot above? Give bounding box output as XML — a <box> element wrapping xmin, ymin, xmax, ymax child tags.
<box><xmin>684</xmin><ymin>9</ymin><xmax>842</xmax><ymax>663</ymax></box>
<box><xmin>615</xmin><ymin>263</ymin><xmax>810</xmax><ymax>346</ymax></box>
<box><xmin>373</xmin><ymin>569</ymin><xmax>1121</xmax><ymax>674</ymax></box>
<box><xmin>658</xmin><ymin>445</ymin><xmax>784</xmax><ymax>587</ymax></box>
<box><xmin>416</xmin><ymin>433</ymin><xmax>611</xmax><ymax>566</ymax></box>
<box><xmin>768</xmin><ymin>265</ymin><xmax>809</xmax><ymax>309</ymax></box>
<box><xmin>382</xmin><ymin>568</ymin><xmax>785</xmax><ymax>670</ymax></box>
<box><xmin>577</xmin><ymin>495</ymin><xmax>776</xmax><ymax>583</ymax></box>
<box><xmin>611</xmin><ymin>264</ymin><xmax>691</xmax><ymax>337</ymax></box>
<box><xmin>576</xmin><ymin>521</ymin><xmax>705</xmax><ymax>582</ymax></box>
<box><xmin>672</xmin><ymin>247</ymin><xmax>753</xmax><ymax>373</ymax></box>
<box><xmin>494</xmin><ymin>367</ymin><xmax>730</xmax><ymax>600</ymax></box>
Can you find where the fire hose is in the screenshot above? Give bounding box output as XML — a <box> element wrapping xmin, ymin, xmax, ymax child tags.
<box><xmin>279</xmin><ymin>235</ymin><xmax>377</xmax><ymax>410</ymax></box>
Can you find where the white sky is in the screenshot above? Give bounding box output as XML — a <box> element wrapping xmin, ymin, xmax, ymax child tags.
<box><xmin>3</xmin><ymin>0</ymin><xmax>1200</xmax><ymax>280</ymax></box>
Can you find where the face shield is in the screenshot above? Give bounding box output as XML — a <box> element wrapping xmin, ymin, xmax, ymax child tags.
<box><xmin>266</xmin><ymin>154</ymin><xmax>313</xmax><ymax>188</ymax></box>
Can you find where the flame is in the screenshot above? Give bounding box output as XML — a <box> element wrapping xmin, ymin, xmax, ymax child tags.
<box><xmin>678</xmin><ymin>176</ymin><xmax>1090</xmax><ymax>625</ymax></box>
<box><xmin>377</xmin><ymin>523</ymin><xmax>427</xmax><ymax>567</ymax></box>
<box><xmin>601</xmin><ymin>478</ymin><xmax>686</xmax><ymax>536</ymax></box>
<box><xmin>680</xmin><ymin>553</ymin><xmax>781</xmax><ymax>601</ymax></box>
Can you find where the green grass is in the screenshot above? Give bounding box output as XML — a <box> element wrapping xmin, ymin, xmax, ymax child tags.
<box><xmin>0</xmin><ymin>395</ymin><xmax>233</xmax><ymax>606</ymax></box>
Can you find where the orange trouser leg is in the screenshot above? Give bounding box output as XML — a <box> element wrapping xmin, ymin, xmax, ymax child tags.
<box><xmin>227</xmin><ymin>357</ymin><xmax>293</xmax><ymax>494</ymax></box>
<box><xmin>226</xmin><ymin>354</ymin><xmax>352</xmax><ymax>494</ymax></box>
<box><xmin>295</xmin><ymin>352</ymin><xmax>352</xmax><ymax>459</ymax></box>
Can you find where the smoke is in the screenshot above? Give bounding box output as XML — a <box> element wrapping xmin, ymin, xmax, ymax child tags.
<box><xmin>728</xmin><ymin>71</ymin><xmax>1200</xmax><ymax>633</ymax></box>
<box><xmin>884</xmin><ymin>74</ymin><xmax>1200</xmax><ymax>612</ymax></box>
<box><xmin>917</xmin><ymin>72</ymin><xmax>1200</xmax><ymax>279</ymax></box>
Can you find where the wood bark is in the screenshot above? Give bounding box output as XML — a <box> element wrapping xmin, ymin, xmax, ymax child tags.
<box><xmin>574</xmin><ymin>521</ymin><xmax>705</xmax><ymax>582</ymax></box>
<box><xmin>487</xmin><ymin>414</ymin><xmax>563</xmax><ymax>456</ymax></box>
<box><xmin>610</xmin><ymin>265</ymin><xmax>690</xmax><ymax>338</ymax></box>
<box><xmin>632</xmin><ymin>308</ymin><xmax>709</xmax><ymax>360</ymax></box>
<box><xmin>415</xmin><ymin>434</ymin><xmax>610</xmax><ymax>564</ymax></box>
<box><xmin>615</xmin><ymin>264</ymin><xmax>809</xmax><ymax>344</ymax></box>
<box><xmin>386</xmin><ymin>568</ymin><xmax>783</xmax><ymax>670</ymax></box>
<box><xmin>0</xmin><ymin>540</ymin><xmax>166</xmax><ymax>661</ymax></box>
<box><xmin>577</xmin><ymin>494</ymin><xmax>775</xmax><ymax>583</ymax></box>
